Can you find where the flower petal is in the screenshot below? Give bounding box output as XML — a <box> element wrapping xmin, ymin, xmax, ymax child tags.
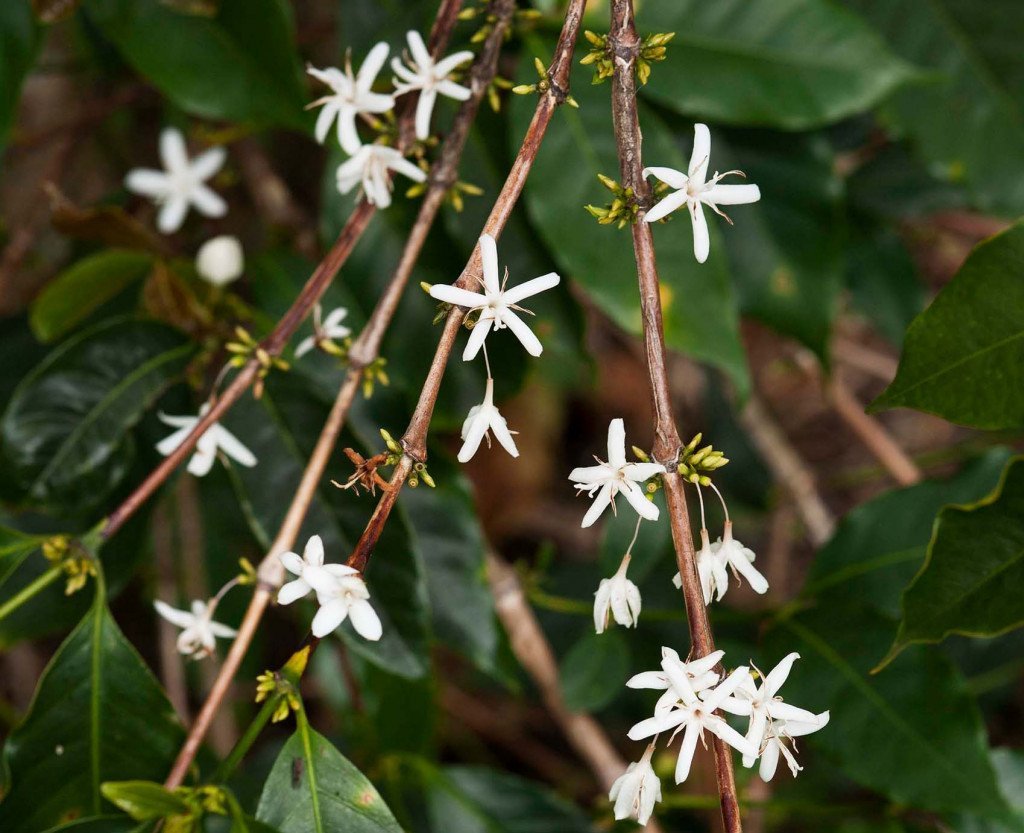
<box><xmin>488</xmin><ymin>412</ymin><xmax>520</xmax><ymax>458</ymax></box>
<box><xmin>502</xmin><ymin>272</ymin><xmax>560</xmax><ymax>306</ymax></box>
<box><xmin>434</xmin><ymin>50</ymin><xmax>474</xmax><ymax>78</ymax></box>
<box><xmin>688</xmin><ymin>123</ymin><xmax>711</xmax><ymax>186</ymax></box>
<box><xmin>279</xmin><ymin>551</ymin><xmax>305</xmax><ymax>575</ymax></box>
<box><xmin>478</xmin><ymin>233</ymin><xmax>500</xmax><ymax>294</ymax></box>
<box><xmin>212</xmin><ymin>425</ymin><xmax>257</xmax><ymax>468</ymax></box>
<box><xmin>157</xmin><ymin>196</ymin><xmax>190</xmax><ymax>234</ymax></box>
<box><xmin>580</xmin><ymin>482</ymin><xmax>612</xmax><ymax>528</ymax></box>
<box><xmin>125</xmin><ymin>169</ymin><xmax>169</xmax><ymax>199</ymax></box>
<box><xmin>349</xmin><ymin>598</ymin><xmax>383</xmax><ymax>641</ymax></box>
<box><xmin>357</xmin><ymin>42</ymin><xmax>390</xmax><ymax>92</ymax></box>
<box><xmin>500</xmin><ymin>309</ymin><xmax>543</xmax><ymax>357</ymax></box>
<box><xmin>690</xmin><ymin>201</ymin><xmax>710</xmax><ymax>264</ymax></box>
<box><xmin>311</xmin><ymin>599</ymin><xmax>349</xmax><ymax>637</ymax></box>
<box><xmin>643</xmin><ymin>189</ymin><xmax>688</xmax><ymax>223</ymax></box>
<box><xmin>277</xmin><ymin>578</ymin><xmax>312</xmax><ymax>605</ymax></box>
<box><xmin>457</xmin><ymin>410</ymin><xmax>490</xmax><ymax>463</ymax></box>
<box><xmin>642</xmin><ymin>165</ymin><xmax>689</xmax><ymax>190</ymax></box>
<box><xmin>764</xmin><ymin>652</ymin><xmax>800</xmax><ymax>697</ymax></box>
<box><xmin>154</xmin><ymin>600</ymin><xmax>195</xmax><ymax>629</ymax></box>
<box><xmin>462</xmin><ymin>316</ymin><xmax>493</xmax><ymax>361</ymax></box>
<box><xmin>160</xmin><ymin>128</ymin><xmax>189</xmax><ymax>173</ymax></box>
<box><xmin>606</xmin><ymin>418</ymin><xmax>626</xmax><ymax>468</ymax></box>
<box><xmin>415</xmin><ymin>87</ymin><xmax>436</xmax><ymax>139</ymax></box>
<box><xmin>702</xmin><ymin>183</ymin><xmax>761</xmax><ymax>206</ymax></box>
<box><xmin>189</xmin><ymin>146</ymin><xmax>226</xmax><ymax>182</ymax></box>
<box><xmin>304</xmin><ymin>534</ymin><xmax>325</xmax><ymax>567</ymax></box>
<box><xmin>622</xmin><ymin>480</ymin><xmax>659</xmax><ymax>521</ymax></box>
<box><xmin>675</xmin><ymin>722</ymin><xmax>701</xmax><ymax>783</ymax></box>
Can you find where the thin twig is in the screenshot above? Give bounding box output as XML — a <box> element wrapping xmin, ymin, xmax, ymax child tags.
<box><xmin>606</xmin><ymin>1</ymin><xmax>741</xmax><ymax>829</ymax></box>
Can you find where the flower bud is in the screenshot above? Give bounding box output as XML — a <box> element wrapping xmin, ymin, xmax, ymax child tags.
<box><xmin>196</xmin><ymin>235</ymin><xmax>244</xmax><ymax>287</ymax></box>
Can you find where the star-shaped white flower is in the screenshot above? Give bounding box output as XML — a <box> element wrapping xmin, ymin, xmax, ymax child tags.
<box><xmin>717</xmin><ymin>652</ymin><xmax>828</xmax><ymax>772</ymax></box>
<box><xmin>154</xmin><ymin>598</ymin><xmax>237</xmax><ymax>659</ymax></box>
<box><xmin>642</xmin><ymin>123</ymin><xmax>760</xmax><ymax>263</ymax></box>
<box><xmin>336</xmin><ymin>143</ymin><xmax>426</xmax><ymax>208</ymax></box>
<box><xmin>295</xmin><ymin>304</ymin><xmax>352</xmax><ymax>358</ymax></box>
<box><xmin>459</xmin><ymin>377</ymin><xmax>519</xmax><ymax>463</ymax></box>
<box><xmin>429</xmin><ymin>233</ymin><xmax>560</xmax><ymax>361</ymax></box>
<box><xmin>569</xmin><ymin>419</ymin><xmax>665</xmax><ymax>528</ymax></box>
<box><xmin>125</xmin><ymin>128</ymin><xmax>227</xmax><ymax>234</ymax></box>
<box><xmin>594</xmin><ymin>554</ymin><xmax>641</xmax><ymax>633</ymax></box>
<box><xmin>673</xmin><ymin>522</ymin><xmax>767</xmax><ymax>603</ymax></box>
<box><xmin>627</xmin><ymin>647</ymin><xmax>723</xmax><ymax>717</ymax></box>
<box><xmin>307</xmin><ymin>44</ymin><xmax>394</xmax><ymax>153</ymax></box>
<box><xmin>391</xmin><ymin>30</ymin><xmax>474</xmax><ymax>139</ymax></box>
<box><xmin>609</xmin><ymin>743</ymin><xmax>662</xmax><ymax>826</ymax></box>
<box><xmin>156</xmin><ymin>405</ymin><xmax>257</xmax><ymax>477</ymax></box>
<box><xmin>628</xmin><ymin>664</ymin><xmax>758</xmax><ymax>783</ymax></box>
<box><xmin>196</xmin><ymin>235</ymin><xmax>244</xmax><ymax>287</ymax></box>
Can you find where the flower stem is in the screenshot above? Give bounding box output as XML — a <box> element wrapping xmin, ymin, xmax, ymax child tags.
<box><xmin>0</xmin><ymin>567</ymin><xmax>61</xmax><ymax>624</ymax></box>
<box><xmin>208</xmin><ymin>694</ymin><xmax>278</xmax><ymax>784</ymax></box>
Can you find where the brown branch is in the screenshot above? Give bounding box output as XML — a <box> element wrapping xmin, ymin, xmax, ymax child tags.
<box><xmin>607</xmin><ymin>1</ymin><xmax>741</xmax><ymax>830</ymax></box>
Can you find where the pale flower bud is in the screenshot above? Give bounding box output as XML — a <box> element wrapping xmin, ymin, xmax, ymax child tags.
<box><xmin>196</xmin><ymin>235</ymin><xmax>244</xmax><ymax>287</ymax></box>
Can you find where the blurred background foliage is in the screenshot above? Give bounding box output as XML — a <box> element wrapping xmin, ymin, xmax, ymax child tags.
<box><xmin>0</xmin><ymin>0</ymin><xmax>1023</xmax><ymax>831</ymax></box>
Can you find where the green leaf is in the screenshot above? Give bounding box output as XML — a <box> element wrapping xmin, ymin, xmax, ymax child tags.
<box><xmin>879</xmin><ymin>457</ymin><xmax>1024</xmax><ymax>668</ymax></box>
<box><xmin>0</xmin><ymin>523</ymin><xmax>45</xmax><ymax>586</ymax></box>
<box><xmin>511</xmin><ymin>38</ymin><xmax>748</xmax><ymax>394</ymax></box>
<box><xmin>100</xmin><ymin>781</ymin><xmax>191</xmax><ymax>821</ymax></box>
<box><xmin>871</xmin><ymin>220</ymin><xmax>1024</xmax><ymax>429</ymax></box>
<box><xmin>0</xmin><ymin>578</ymin><xmax>184</xmax><ymax>833</ymax></box>
<box><xmin>85</xmin><ymin>0</ymin><xmax>306</xmax><ymax>129</ymax></box>
<box><xmin>845</xmin><ymin>227</ymin><xmax>925</xmax><ymax>347</ymax></box>
<box><xmin>30</xmin><ymin>250</ymin><xmax>155</xmax><ymax>343</ymax></box>
<box><xmin>847</xmin><ymin>0</ymin><xmax>1024</xmax><ymax>215</ymax></box>
<box><xmin>39</xmin><ymin>817</ymin><xmax>143</xmax><ymax>833</ymax></box>
<box><xmin>950</xmin><ymin>748</ymin><xmax>1024</xmax><ymax>833</ymax></box>
<box><xmin>772</xmin><ymin>603</ymin><xmax>1010</xmax><ymax>819</ymax></box>
<box><xmin>598</xmin><ymin>492</ymin><xmax>670</xmax><ymax>585</ymax></box>
<box><xmin>804</xmin><ymin>449</ymin><xmax>1011</xmax><ymax>617</ymax></box>
<box><xmin>1</xmin><ymin>318</ymin><xmax>194</xmax><ymax>514</ymax></box>
<box><xmin>559</xmin><ymin>629</ymin><xmax>629</xmax><ymax>712</ymax></box>
<box><xmin>0</xmin><ymin>1</ymin><xmax>39</xmax><ymax>154</ymax></box>
<box><xmin>255</xmin><ymin>719</ymin><xmax>403</xmax><ymax>833</ymax></box>
<box><xmin>638</xmin><ymin>0</ymin><xmax>917</xmax><ymax>129</ymax></box>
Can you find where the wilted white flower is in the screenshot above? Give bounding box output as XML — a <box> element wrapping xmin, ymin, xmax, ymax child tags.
<box><xmin>428</xmin><ymin>233</ymin><xmax>560</xmax><ymax>360</ymax></box>
<box><xmin>392</xmin><ymin>30</ymin><xmax>474</xmax><ymax>139</ymax></box>
<box><xmin>642</xmin><ymin>123</ymin><xmax>760</xmax><ymax>263</ymax></box>
<box><xmin>195</xmin><ymin>235</ymin><xmax>244</xmax><ymax>287</ymax></box>
<box><xmin>609</xmin><ymin>743</ymin><xmax>662</xmax><ymax>826</ymax></box>
<box><xmin>154</xmin><ymin>599</ymin><xmax>237</xmax><ymax>659</ymax></box>
<box><xmin>295</xmin><ymin>304</ymin><xmax>351</xmax><ymax>358</ymax></box>
<box><xmin>307</xmin><ymin>44</ymin><xmax>394</xmax><ymax>153</ymax></box>
<box><xmin>458</xmin><ymin>377</ymin><xmax>519</xmax><ymax>463</ymax></box>
<box><xmin>673</xmin><ymin>522</ymin><xmax>767</xmax><ymax>602</ymax></box>
<box><xmin>569</xmin><ymin>419</ymin><xmax>665</xmax><ymax>528</ymax></box>
<box><xmin>156</xmin><ymin>405</ymin><xmax>257</xmax><ymax>477</ymax></box>
<box><xmin>336</xmin><ymin>143</ymin><xmax>426</xmax><ymax>208</ymax></box>
<box><xmin>627</xmin><ymin>647</ymin><xmax>723</xmax><ymax>716</ymax></box>
<box><xmin>593</xmin><ymin>554</ymin><xmax>641</xmax><ymax>633</ymax></box>
<box><xmin>628</xmin><ymin>664</ymin><xmax>758</xmax><ymax>783</ymax></box>
<box><xmin>125</xmin><ymin>127</ymin><xmax>227</xmax><ymax>234</ymax></box>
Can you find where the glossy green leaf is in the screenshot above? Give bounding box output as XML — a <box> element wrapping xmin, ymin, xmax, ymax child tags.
<box><xmin>0</xmin><ymin>579</ymin><xmax>184</xmax><ymax>833</ymax></box>
<box><xmin>1</xmin><ymin>318</ymin><xmax>193</xmax><ymax>514</ymax></box>
<box><xmin>85</xmin><ymin>0</ymin><xmax>306</xmax><ymax>129</ymax></box>
<box><xmin>559</xmin><ymin>629</ymin><xmax>629</xmax><ymax>712</ymax></box>
<box><xmin>872</xmin><ymin>220</ymin><xmax>1024</xmax><ymax>428</ymax></box>
<box><xmin>255</xmin><ymin>718</ymin><xmax>403</xmax><ymax>833</ymax></box>
<box><xmin>773</xmin><ymin>604</ymin><xmax>1010</xmax><ymax>818</ymax></box>
<box><xmin>0</xmin><ymin>1</ymin><xmax>38</xmax><ymax>154</ymax></box>
<box><xmin>100</xmin><ymin>781</ymin><xmax>191</xmax><ymax>821</ymax></box>
<box><xmin>30</xmin><ymin>250</ymin><xmax>155</xmax><ymax>343</ymax></box>
<box><xmin>511</xmin><ymin>39</ymin><xmax>748</xmax><ymax>394</ymax></box>
<box><xmin>638</xmin><ymin>0</ymin><xmax>917</xmax><ymax>129</ymax></box>
<box><xmin>847</xmin><ymin>0</ymin><xmax>1024</xmax><ymax>215</ymax></box>
<box><xmin>880</xmin><ymin>457</ymin><xmax>1024</xmax><ymax>668</ymax></box>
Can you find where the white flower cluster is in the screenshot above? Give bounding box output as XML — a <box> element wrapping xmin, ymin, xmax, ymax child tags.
<box><xmin>677</xmin><ymin>521</ymin><xmax>768</xmax><ymax>605</ymax></box>
<box><xmin>612</xmin><ymin>649</ymin><xmax>829</xmax><ymax>825</ymax></box>
<box><xmin>308</xmin><ymin>31</ymin><xmax>474</xmax><ymax>208</ymax></box>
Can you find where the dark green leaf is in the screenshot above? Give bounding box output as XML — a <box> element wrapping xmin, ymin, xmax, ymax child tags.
<box><xmin>40</xmin><ymin>816</ymin><xmax>143</xmax><ymax>833</ymax></box>
<box><xmin>0</xmin><ymin>579</ymin><xmax>184</xmax><ymax>833</ymax></box>
<box><xmin>0</xmin><ymin>523</ymin><xmax>44</xmax><ymax>586</ymax></box>
<box><xmin>1</xmin><ymin>318</ymin><xmax>193</xmax><ymax>514</ymax></box>
<box><xmin>880</xmin><ymin>457</ymin><xmax>1024</xmax><ymax>668</ymax></box>
<box><xmin>639</xmin><ymin>0</ymin><xmax>917</xmax><ymax>129</ymax></box>
<box><xmin>559</xmin><ymin>629</ymin><xmax>629</xmax><ymax>712</ymax></box>
<box><xmin>255</xmin><ymin>719</ymin><xmax>403</xmax><ymax>833</ymax></box>
<box><xmin>598</xmin><ymin>492</ymin><xmax>670</xmax><ymax>586</ymax></box>
<box><xmin>100</xmin><ymin>781</ymin><xmax>192</xmax><ymax>821</ymax></box>
<box><xmin>0</xmin><ymin>1</ymin><xmax>39</xmax><ymax>154</ymax></box>
<box><xmin>950</xmin><ymin>748</ymin><xmax>1024</xmax><ymax>833</ymax></box>
<box><xmin>30</xmin><ymin>250</ymin><xmax>155</xmax><ymax>343</ymax></box>
<box><xmin>872</xmin><ymin>220</ymin><xmax>1024</xmax><ymax>429</ymax></box>
<box><xmin>85</xmin><ymin>0</ymin><xmax>306</xmax><ymax>129</ymax></box>
<box><xmin>846</xmin><ymin>227</ymin><xmax>925</xmax><ymax>346</ymax></box>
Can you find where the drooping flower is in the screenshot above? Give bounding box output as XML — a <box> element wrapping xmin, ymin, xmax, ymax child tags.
<box><xmin>307</xmin><ymin>44</ymin><xmax>394</xmax><ymax>153</ymax></box>
<box><xmin>156</xmin><ymin>405</ymin><xmax>257</xmax><ymax>477</ymax></box>
<box><xmin>295</xmin><ymin>304</ymin><xmax>352</xmax><ymax>358</ymax></box>
<box><xmin>569</xmin><ymin>419</ymin><xmax>665</xmax><ymax>528</ymax></box>
<box><xmin>336</xmin><ymin>143</ymin><xmax>426</xmax><ymax>208</ymax></box>
<box><xmin>125</xmin><ymin>127</ymin><xmax>227</xmax><ymax>234</ymax></box>
<box><xmin>673</xmin><ymin>522</ymin><xmax>767</xmax><ymax>603</ymax></box>
<box><xmin>154</xmin><ymin>599</ymin><xmax>237</xmax><ymax>659</ymax></box>
<box><xmin>609</xmin><ymin>743</ymin><xmax>662</xmax><ymax>826</ymax></box>
<box><xmin>673</xmin><ymin>527</ymin><xmax>729</xmax><ymax>605</ymax></box>
<box><xmin>716</xmin><ymin>520</ymin><xmax>769</xmax><ymax>596</ymax></box>
<box><xmin>642</xmin><ymin>123</ymin><xmax>760</xmax><ymax>263</ymax></box>
<box><xmin>428</xmin><ymin>233</ymin><xmax>560</xmax><ymax>360</ymax></box>
<box><xmin>391</xmin><ymin>30</ymin><xmax>474</xmax><ymax>139</ymax></box>
<box><xmin>627</xmin><ymin>647</ymin><xmax>723</xmax><ymax>716</ymax></box>
<box><xmin>458</xmin><ymin>377</ymin><xmax>519</xmax><ymax>463</ymax></box>
<box><xmin>628</xmin><ymin>664</ymin><xmax>759</xmax><ymax>783</ymax></box>
<box><xmin>756</xmin><ymin>716</ymin><xmax>830</xmax><ymax>781</ymax></box>
<box><xmin>196</xmin><ymin>235</ymin><xmax>244</xmax><ymax>287</ymax></box>
<box><xmin>593</xmin><ymin>554</ymin><xmax>641</xmax><ymax>633</ymax></box>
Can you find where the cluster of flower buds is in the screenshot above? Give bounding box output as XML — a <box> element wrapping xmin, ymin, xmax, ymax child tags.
<box><xmin>580</xmin><ymin>29</ymin><xmax>674</xmax><ymax>86</ymax></box>
<box><xmin>676</xmin><ymin>432</ymin><xmax>729</xmax><ymax>485</ymax></box>
<box><xmin>225</xmin><ymin>326</ymin><xmax>290</xmax><ymax>398</ymax></box>
<box><xmin>458</xmin><ymin>0</ymin><xmax>542</xmax><ymax>45</ymax></box>
<box><xmin>42</xmin><ymin>534</ymin><xmax>97</xmax><ymax>596</ymax></box>
<box><xmin>584</xmin><ymin>174</ymin><xmax>642</xmax><ymax>228</ymax></box>
<box><xmin>511</xmin><ymin>56</ymin><xmax>579</xmax><ymax>107</ymax></box>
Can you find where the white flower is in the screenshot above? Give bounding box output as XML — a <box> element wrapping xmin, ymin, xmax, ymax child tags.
<box><xmin>609</xmin><ymin>743</ymin><xmax>662</xmax><ymax>826</ymax></box>
<box><xmin>673</xmin><ymin>528</ymin><xmax>729</xmax><ymax>605</ymax></box>
<box><xmin>295</xmin><ymin>304</ymin><xmax>351</xmax><ymax>358</ymax></box>
<box><xmin>569</xmin><ymin>419</ymin><xmax>665</xmax><ymax>528</ymax></box>
<box><xmin>307</xmin><ymin>44</ymin><xmax>394</xmax><ymax>153</ymax></box>
<box><xmin>336</xmin><ymin>143</ymin><xmax>426</xmax><ymax>208</ymax></box>
<box><xmin>718</xmin><ymin>652</ymin><xmax>828</xmax><ymax>772</ymax></box>
<box><xmin>756</xmin><ymin>716</ymin><xmax>829</xmax><ymax>781</ymax></box>
<box><xmin>627</xmin><ymin>647</ymin><xmax>723</xmax><ymax>716</ymax></box>
<box><xmin>642</xmin><ymin>123</ymin><xmax>760</xmax><ymax>263</ymax></box>
<box><xmin>593</xmin><ymin>554</ymin><xmax>641</xmax><ymax>633</ymax></box>
<box><xmin>125</xmin><ymin>128</ymin><xmax>227</xmax><ymax>234</ymax></box>
<box><xmin>195</xmin><ymin>235</ymin><xmax>244</xmax><ymax>287</ymax></box>
<box><xmin>277</xmin><ymin>534</ymin><xmax>382</xmax><ymax>642</ymax></box>
<box><xmin>391</xmin><ymin>30</ymin><xmax>474</xmax><ymax>139</ymax></box>
<box><xmin>154</xmin><ymin>599</ymin><xmax>237</xmax><ymax>659</ymax></box>
<box><xmin>628</xmin><ymin>665</ymin><xmax>759</xmax><ymax>783</ymax></box>
<box><xmin>428</xmin><ymin>233</ymin><xmax>560</xmax><ymax>360</ymax></box>
<box><xmin>458</xmin><ymin>377</ymin><xmax>519</xmax><ymax>463</ymax></box>
<box><xmin>716</xmin><ymin>521</ymin><xmax>769</xmax><ymax>596</ymax></box>
<box><xmin>156</xmin><ymin>405</ymin><xmax>257</xmax><ymax>477</ymax></box>
<box><xmin>673</xmin><ymin>522</ymin><xmax>767</xmax><ymax>602</ymax></box>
